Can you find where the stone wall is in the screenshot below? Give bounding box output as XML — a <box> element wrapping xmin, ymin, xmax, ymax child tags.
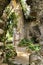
<box><xmin>12</xmin><ymin>0</ymin><xmax>43</xmax><ymax>43</ymax></box>
<box><xmin>24</xmin><ymin>0</ymin><xmax>43</xmax><ymax>42</ymax></box>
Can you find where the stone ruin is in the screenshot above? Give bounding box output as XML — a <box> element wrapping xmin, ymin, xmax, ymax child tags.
<box><xmin>0</xmin><ymin>0</ymin><xmax>43</xmax><ymax>65</ymax></box>
<box><xmin>28</xmin><ymin>0</ymin><xmax>43</xmax><ymax>65</ymax></box>
<box><xmin>11</xmin><ymin>1</ymin><xmax>43</xmax><ymax>64</ymax></box>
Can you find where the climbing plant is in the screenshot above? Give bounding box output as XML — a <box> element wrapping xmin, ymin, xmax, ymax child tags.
<box><xmin>0</xmin><ymin>5</ymin><xmax>17</xmax><ymax>62</ymax></box>
<box><xmin>1</xmin><ymin>5</ymin><xmax>18</xmax><ymax>44</ymax></box>
<box><xmin>20</xmin><ymin>0</ymin><xmax>31</xmax><ymax>19</ymax></box>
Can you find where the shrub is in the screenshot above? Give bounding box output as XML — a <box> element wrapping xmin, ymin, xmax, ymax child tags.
<box><xmin>20</xmin><ymin>0</ymin><xmax>31</xmax><ymax>19</ymax></box>
<box><xmin>4</xmin><ymin>44</ymin><xmax>17</xmax><ymax>61</ymax></box>
<box><xmin>18</xmin><ymin>38</ymin><xmax>40</xmax><ymax>51</ymax></box>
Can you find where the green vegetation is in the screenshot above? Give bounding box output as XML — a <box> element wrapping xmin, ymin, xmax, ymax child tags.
<box><xmin>27</xmin><ymin>44</ymin><xmax>40</xmax><ymax>51</ymax></box>
<box><xmin>0</xmin><ymin>6</ymin><xmax>18</xmax><ymax>44</ymax></box>
<box><xmin>0</xmin><ymin>6</ymin><xmax>17</xmax><ymax>62</ymax></box>
<box><xmin>0</xmin><ymin>1</ymin><xmax>41</xmax><ymax>63</ymax></box>
<box><xmin>6</xmin><ymin>6</ymin><xmax>17</xmax><ymax>41</ymax></box>
<box><xmin>18</xmin><ymin>38</ymin><xmax>40</xmax><ymax>51</ymax></box>
<box><xmin>4</xmin><ymin>44</ymin><xmax>17</xmax><ymax>62</ymax></box>
<box><xmin>6</xmin><ymin>12</ymin><xmax>18</xmax><ymax>43</ymax></box>
<box><xmin>20</xmin><ymin>0</ymin><xmax>30</xmax><ymax>19</ymax></box>
<box><xmin>18</xmin><ymin>38</ymin><xmax>33</xmax><ymax>46</ymax></box>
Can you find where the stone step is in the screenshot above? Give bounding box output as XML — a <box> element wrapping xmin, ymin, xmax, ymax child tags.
<box><xmin>9</xmin><ymin>62</ymin><xmax>22</xmax><ymax>65</ymax></box>
<box><xmin>0</xmin><ymin>63</ymin><xmax>8</xmax><ymax>65</ymax></box>
<box><xmin>8</xmin><ymin>58</ymin><xmax>22</xmax><ymax>65</ymax></box>
<box><xmin>9</xmin><ymin>56</ymin><xmax>29</xmax><ymax>65</ymax></box>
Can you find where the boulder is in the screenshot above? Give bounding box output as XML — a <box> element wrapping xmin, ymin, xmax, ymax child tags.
<box><xmin>29</xmin><ymin>51</ymin><xmax>43</xmax><ymax>65</ymax></box>
<box><xmin>0</xmin><ymin>19</ymin><xmax>5</xmax><ymax>29</ymax></box>
<box><xmin>0</xmin><ymin>29</ymin><xmax>4</xmax><ymax>35</ymax></box>
<box><xmin>0</xmin><ymin>42</ymin><xmax>3</xmax><ymax>46</ymax></box>
<box><xmin>29</xmin><ymin>40</ymin><xmax>43</xmax><ymax>65</ymax></box>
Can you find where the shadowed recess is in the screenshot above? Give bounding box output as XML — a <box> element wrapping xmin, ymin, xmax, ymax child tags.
<box><xmin>0</xmin><ymin>0</ymin><xmax>11</xmax><ymax>17</ymax></box>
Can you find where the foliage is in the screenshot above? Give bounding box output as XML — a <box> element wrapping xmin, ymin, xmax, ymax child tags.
<box><xmin>5</xmin><ymin>44</ymin><xmax>17</xmax><ymax>61</ymax></box>
<box><xmin>18</xmin><ymin>38</ymin><xmax>34</xmax><ymax>47</ymax></box>
<box><xmin>1</xmin><ymin>6</ymin><xmax>18</xmax><ymax>44</ymax></box>
<box><xmin>18</xmin><ymin>38</ymin><xmax>40</xmax><ymax>51</ymax></box>
<box><xmin>7</xmin><ymin>12</ymin><xmax>18</xmax><ymax>28</ymax></box>
<box><xmin>20</xmin><ymin>0</ymin><xmax>31</xmax><ymax>19</ymax></box>
<box><xmin>4</xmin><ymin>6</ymin><xmax>12</xmax><ymax>16</ymax></box>
<box><xmin>0</xmin><ymin>35</ymin><xmax>6</xmax><ymax>42</ymax></box>
<box><xmin>27</xmin><ymin>44</ymin><xmax>40</xmax><ymax>51</ymax></box>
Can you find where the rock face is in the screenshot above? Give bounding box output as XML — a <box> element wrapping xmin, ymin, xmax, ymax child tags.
<box><xmin>28</xmin><ymin>0</ymin><xmax>43</xmax><ymax>65</ymax></box>
<box><xmin>23</xmin><ymin>0</ymin><xmax>43</xmax><ymax>43</ymax></box>
<box><xmin>29</xmin><ymin>52</ymin><xmax>43</xmax><ymax>65</ymax></box>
